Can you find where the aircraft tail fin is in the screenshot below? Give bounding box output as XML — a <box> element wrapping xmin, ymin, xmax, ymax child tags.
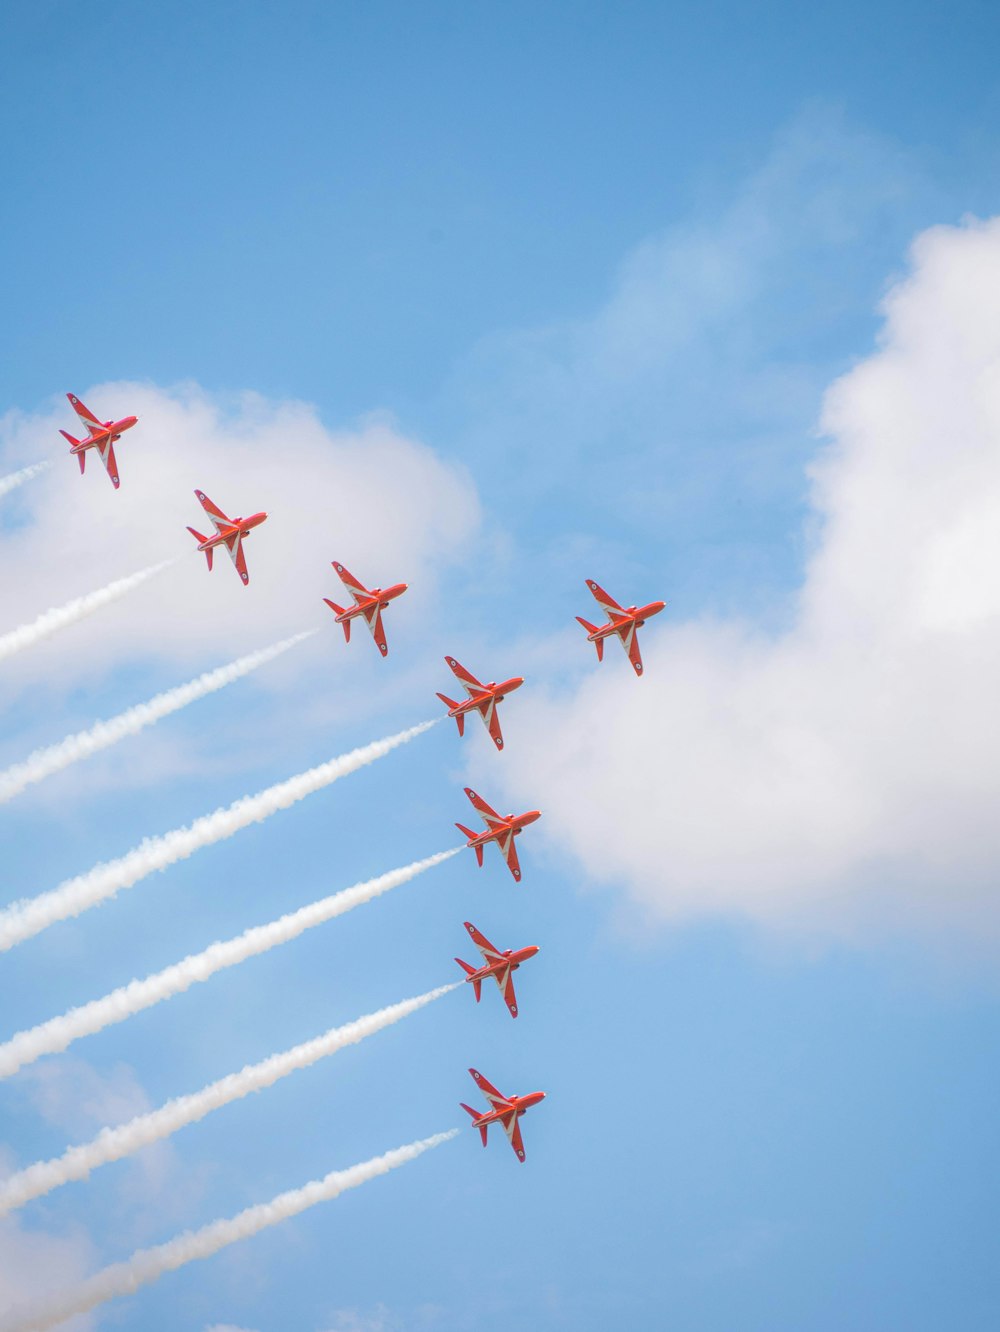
<box><xmin>455</xmin><ymin>958</ymin><xmax>482</xmax><ymax>1001</ymax></box>
<box><xmin>61</xmin><ymin>430</ymin><xmax>86</xmax><ymax>472</ymax></box>
<box><xmin>437</xmin><ymin>694</ymin><xmax>464</xmax><ymax>735</ymax></box>
<box><xmin>323</xmin><ymin>599</ymin><xmax>351</xmax><ymax>641</ymax></box>
<box><xmin>460</xmin><ymin>1103</ymin><xmax>488</xmax><ymax>1145</ymax></box>
<box><xmin>455</xmin><ymin>824</ymin><xmax>482</xmax><ymax>865</ymax></box>
<box><xmin>576</xmin><ymin>617</ymin><xmax>604</xmax><ymax>661</ymax></box>
<box><xmin>187</xmin><ymin>528</ymin><xmax>213</xmax><ymax>571</ymax></box>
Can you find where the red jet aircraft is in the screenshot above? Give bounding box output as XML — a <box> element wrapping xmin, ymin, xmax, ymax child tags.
<box><xmin>455</xmin><ymin>921</ymin><xmax>539</xmax><ymax>1018</ymax></box>
<box><xmin>323</xmin><ymin>561</ymin><xmax>408</xmax><ymax>657</ymax></box>
<box><xmin>436</xmin><ymin>657</ymin><xmax>524</xmax><ymax>751</ymax></box>
<box><xmin>456</xmin><ymin>787</ymin><xmax>541</xmax><ymax>882</ymax></box>
<box><xmin>186</xmin><ymin>490</ymin><xmax>268</xmax><ymax>586</ymax></box>
<box><xmin>59</xmin><ymin>393</ymin><xmax>138</xmax><ymax>490</ymax></box>
<box><xmin>461</xmin><ymin>1068</ymin><xmax>546</xmax><ymax>1162</ymax></box>
<box><xmin>576</xmin><ymin>578</ymin><xmax>666</xmax><ymax>676</ymax></box>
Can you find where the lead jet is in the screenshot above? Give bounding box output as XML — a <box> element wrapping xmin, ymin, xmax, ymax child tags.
<box><xmin>576</xmin><ymin>578</ymin><xmax>666</xmax><ymax>676</ymax></box>
<box><xmin>456</xmin><ymin>787</ymin><xmax>540</xmax><ymax>882</ymax></box>
<box><xmin>186</xmin><ymin>490</ymin><xmax>268</xmax><ymax>586</ymax></box>
<box><xmin>461</xmin><ymin>1068</ymin><xmax>546</xmax><ymax>1162</ymax></box>
<box><xmin>59</xmin><ymin>392</ymin><xmax>139</xmax><ymax>489</ymax></box>
<box><xmin>436</xmin><ymin>657</ymin><xmax>524</xmax><ymax>751</ymax></box>
<box><xmin>455</xmin><ymin>922</ymin><xmax>539</xmax><ymax>1018</ymax></box>
<box><xmin>323</xmin><ymin>561</ymin><xmax>408</xmax><ymax>657</ymax></box>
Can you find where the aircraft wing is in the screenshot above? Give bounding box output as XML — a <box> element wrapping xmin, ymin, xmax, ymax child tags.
<box><xmin>464</xmin><ymin>921</ymin><xmax>504</xmax><ymax>964</ymax></box>
<box><xmin>67</xmin><ymin>393</ymin><xmax>104</xmax><ymax>437</ymax></box>
<box><xmin>502</xmin><ymin>1110</ymin><xmax>526</xmax><ymax>1161</ymax></box>
<box><xmin>362</xmin><ymin>604</ymin><xmax>388</xmax><ymax>656</ymax></box>
<box><xmin>469</xmin><ymin>1067</ymin><xmax>510</xmax><ymax>1110</ymax></box>
<box><xmin>446</xmin><ymin>656</ymin><xmax>485</xmax><ymax>697</ymax></box>
<box><xmin>619</xmin><ymin>621</ymin><xmax>644</xmax><ymax>675</ymax></box>
<box><xmin>195</xmin><ymin>490</ymin><xmax>235</xmax><ymax>535</ymax></box>
<box><xmin>475</xmin><ymin>696</ymin><xmax>505</xmax><ymax>751</ymax></box>
<box><xmin>332</xmin><ymin>561</ymin><xmax>371</xmax><ymax>604</ymax></box>
<box><xmin>225</xmin><ymin>533</ymin><xmax>250</xmax><ymax>585</ymax></box>
<box><xmin>498</xmin><ymin>830</ymin><xmax>521</xmax><ymax>881</ymax></box>
<box><xmin>497</xmin><ymin>965</ymin><xmax>519</xmax><ymax>1018</ymax></box>
<box><xmin>586</xmin><ymin>579</ymin><xmax>627</xmax><ymax>619</ymax></box>
<box><xmin>96</xmin><ymin>440</ymin><xmax>120</xmax><ymax>489</ymax></box>
<box><xmin>464</xmin><ymin>787</ymin><xmax>504</xmax><ymax>828</ymax></box>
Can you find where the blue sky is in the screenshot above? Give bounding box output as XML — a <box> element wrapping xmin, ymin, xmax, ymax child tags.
<box><xmin>1</xmin><ymin>3</ymin><xmax>1000</xmax><ymax>1329</ymax></box>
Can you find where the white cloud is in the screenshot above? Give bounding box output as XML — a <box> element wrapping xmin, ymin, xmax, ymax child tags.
<box><xmin>495</xmin><ymin>215</ymin><xmax>1000</xmax><ymax>944</ymax></box>
<box><xmin>0</xmin><ymin>385</ymin><xmax>480</xmax><ymax>690</ymax></box>
<box><xmin>0</xmin><ymin>1206</ymin><xmax>95</xmax><ymax>1331</ymax></box>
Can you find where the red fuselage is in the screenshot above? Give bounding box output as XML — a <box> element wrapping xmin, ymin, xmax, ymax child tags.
<box><xmin>465</xmin><ymin>808</ymin><xmax>540</xmax><ymax>850</ymax></box>
<box><xmin>586</xmin><ymin>600</ymin><xmax>666</xmax><ymax>641</ymax></box>
<box><xmin>193</xmin><ymin>511</ymin><xmax>268</xmax><ymax>551</ymax></box>
<box><xmin>333</xmin><ymin>582</ymin><xmax>408</xmax><ymax>624</ymax></box>
<box><xmin>462</xmin><ymin>944</ymin><xmax>539</xmax><ymax>989</ymax></box>
<box><xmin>470</xmin><ymin>1090</ymin><xmax>546</xmax><ymax>1129</ymax></box>
<box><xmin>448</xmin><ymin>676</ymin><xmax>524</xmax><ymax>718</ymax></box>
<box><xmin>70</xmin><ymin>415</ymin><xmax>138</xmax><ymax>455</ymax></box>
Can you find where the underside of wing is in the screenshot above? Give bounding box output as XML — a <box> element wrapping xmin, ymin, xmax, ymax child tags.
<box><xmin>226</xmin><ymin>533</ymin><xmax>249</xmax><ymax>585</ymax></box>
<box><xmin>623</xmin><ymin>622</ymin><xmax>644</xmax><ymax>675</ymax></box>
<box><xmin>499</xmin><ymin>966</ymin><xmax>519</xmax><ymax>1018</ymax></box>
<box><xmin>332</xmin><ymin>561</ymin><xmax>371</xmax><ymax>603</ymax></box>
<box><xmin>465</xmin><ymin>787</ymin><xmax>504</xmax><ymax>827</ymax></box>
<box><xmin>503</xmin><ymin>1111</ymin><xmax>526</xmax><ymax>1161</ymax></box>
<box><xmin>475</xmin><ymin>697</ymin><xmax>504</xmax><ymax>750</ymax></box>
<box><xmin>97</xmin><ymin>440</ymin><xmax>120</xmax><ymax>488</ymax></box>
<box><xmin>586</xmin><ymin>578</ymin><xmax>625</xmax><ymax>618</ymax></box>
<box><xmin>362</xmin><ymin>604</ymin><xmax>388</xmax><ymax>656</ymax></box>
<box><xmin>446</xmin><ymin>656</ymin><xmax>485</xmax><ymax>696</ymax></box>
<box><xmin>195</xmin><ymin>490</ymin><xmax>234</xmax><ymax>534</ymax></box>
<box><xmin>470</xmin><ymin>1068</ymin><xmax>509</xmax><ymax>1109</ymax></box>
<box><xmin>499</xmin><ymin>831</ymin><xmax>522</xmax><ymax>881</ymax></box>
<box><xmin>464</xmin><ymin>921</ymin><xmax>503</xmax><ymax>963</ymax></box>
<box><xmin>67</xmin><ymin>393</ymin><xmax>104</xmax><ymax>436</ymax></box>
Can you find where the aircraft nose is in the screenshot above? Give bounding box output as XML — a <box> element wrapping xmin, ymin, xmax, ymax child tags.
<box><xmin>525</xmin><ymin>810</ymin><xmax>542</xmax><ymax>824</ymax></box>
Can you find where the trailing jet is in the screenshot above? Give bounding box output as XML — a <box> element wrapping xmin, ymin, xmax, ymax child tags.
<box><xmin>436</xmin><ymin>657</ymin><xmax>524</xmax><ymax>751</ymax></box>
<box><xmin>186</xmin><ymin>490</ymin><xmax>268</xmax><ymax>586</ymax></box>
<box><xmin>323</xmin><ymin>561</ymin><xmax>407</xmax><ymax>657</ymax></box>
<box><xmin>60</xmin><ymin>393</ymin><xmax>138</xmax><ymax>489</ymax></box>
<box><xmin>461</xmin><ymin>1068</ymin><xmax>546</xmax><ymax>1162</ymax></box>
<box><xmin>456</xmin><ymin>787</ymin><xmax>540</xmax><ymax>882</ymax></box>
<box><xmin>455</xmin><ymin>921</ymin><xmax>539</xmax><ymax>1018</ymax></box>
<box><xmin>576</xmin><ymin>578</ymin><xmax>666</xmax><ymax>676</ymax></box>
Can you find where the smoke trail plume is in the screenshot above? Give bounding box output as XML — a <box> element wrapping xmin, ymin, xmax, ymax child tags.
<box><xmin>0</xmin><ymin>630</ymin><xmax>317</xmax><ymax>803</ymax></box>
<box><xmin>0</xmin><ymin>1131</ymin><xmax>458</xmax><ymax>1332</ymax></box>
<box><xmin>0</xmin><ymin>849</ymin><xmax>459</xmax><ymax>1077</ymax></box>
<box><xmin>0</xmin><ymin>559</ymin><xmax>176</xmax><ymax>664</ymax></box>
<box><xmin>0</xmin><ymin>984</ymin><xmax>458</xmax><ymax>1214</ymax></box>
<box><xmin>0</xmin><ymin>460</ymin><xmax>52</xmax><ymax>500</ymax></box>
<box><xmin>0</xmin><ymin>720</ymin><xmax>437</xmax><ymax>953</ymax></box>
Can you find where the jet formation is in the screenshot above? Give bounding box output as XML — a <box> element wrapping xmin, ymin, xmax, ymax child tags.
<box><xmin>50</xmin><ymin>390</ymin><xmax>670</xmax><ymax>1166</ymax></box>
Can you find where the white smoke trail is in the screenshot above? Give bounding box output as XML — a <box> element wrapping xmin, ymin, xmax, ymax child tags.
<box><xmin>0</xmin><ymin>630</ymin><xmax>317</xmax><ymax>803</ymax></box>
<box><xmin>0</xmin><ymin>984</ymin><xmax>458</xmax><ymax>1214</ymax></box>
<box><xmin>0</xmin><ymin>849</ymin><xmax>459</xmax><ymax>1077</ymax></box>
<box><xmin>0</xmin><ymin>720</ymin><xmax>437</xmax><ymax>953</ymax></box>
<box><xmin>0</xmin><ymin>1131</ymin><xmax>458</xmax><ymax>1332</ymax></box>
<box><xmin>0</xmin><ymin>559</ymin><xmax>176</xmax><ymax>664</ymax></box>
<box><xmin>0</xmin><ymin>460</ymin><xmax>52</xmax><ymax>500</ymax></box>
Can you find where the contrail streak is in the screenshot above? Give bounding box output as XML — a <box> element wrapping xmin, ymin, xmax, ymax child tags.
<box><xmin>0</xmin><ymin>630</ymin><xmax>317</xmax><ymax>803</ymax></box>
<box><xmin>0</xmin><ymin>1130</ymin><xmax>458</xmax><ymax>1332</ymax></box>
<box><xmin>0</xmin><ymin>850</ymin><xmax>457</xmax><ymax>1076</ymax></box>
<box><xmin>0</xmin><ymin>984</ymin><xmax>458</xmax><ymax>1213</ymax></box>
<box><xmin>0</xmin><ymin>849</ymin><xmax>459</xmax><ymax>1077</ymax></box>
<box><xmin>0</xmin><ymin>720</ymin><xmax>437</xmax><ymax>953</ymax></box>
<box><xmin>0</xmin><ymin>559</ymin><xmax>176</xmax><ymax>664</ymax></box>
<box><xmin>0</xmin><ymin>460</ymin><xmax>52</xmax><ymax>500</ymax></box>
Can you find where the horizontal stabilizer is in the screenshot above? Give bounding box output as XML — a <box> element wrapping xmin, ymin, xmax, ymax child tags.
<box><xmin>460</xmin><ymin>1104</ymin><xmax>489</xmax><ymax>1146</ymax></box>
<box><xmin>324</xmin><ymin>599</ymin><xmax>350</xmax><ymax>641</ymax></box>
<box><xmin>437</xmin><ymin>694</ymin><xmax>464</xmax><ymax>735</ymax></box>
<box><xmin>187</xmin><ymin>528</ymin><xmax>212</xmax><ymax>571</ymax></box>
<box><xmin>455</xmin><ymin>958</ymin><xmax>482</xmax><ymax>1001</ymax></box>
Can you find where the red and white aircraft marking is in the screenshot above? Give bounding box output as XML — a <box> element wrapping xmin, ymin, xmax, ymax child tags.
<box><xmin>456</xmin><ymin>787</ymin><xmax>541</xmax><ymax>882</ymax></box>
<box><xmin>323</xmin><ymin>561</ymin><xmax>408</xmax><ymax>657</ymax></box>
<box><xmin>59</xmin><ymin>393</ymin><xmax>138</xmax><ymax>490</ymax></box>
<box><xmin>461</xmin><ymin>1068</ymin><xmax>546</xmax><ymax>1162</ymax></box>
<box><xmin>436</xmin><ymin>657</ymin><xmax>524</xmax><ymax>751</ymax></box>
<box><xmin>186</xmin><ymin>490</ymin><xmax>268</xmax><ymax>586</ymax></box>
<box><xmin>576</xmin><ymin>578</ymin><xmax>666</xmax><ymax>676</ymax></box>
<box><xmin>455</xmin><ymin>921</ymin><xmax>539</xmax><ymax>1018</ymax></box>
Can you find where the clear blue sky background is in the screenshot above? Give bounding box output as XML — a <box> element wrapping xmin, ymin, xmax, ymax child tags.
<box><xmin>1</xmin><ymin>3</ymin><xmax>999</xmax><ymax>1330</ymax></box>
